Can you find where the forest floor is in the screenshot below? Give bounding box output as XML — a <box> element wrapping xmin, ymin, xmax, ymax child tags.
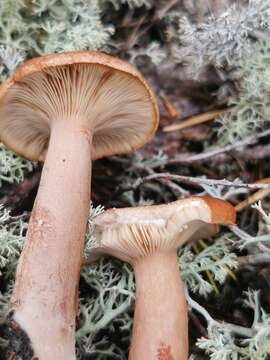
<box><xmin>0</xmin><ymin>60</ymin><xmax>269</xmax><ymax>359</ymax></box>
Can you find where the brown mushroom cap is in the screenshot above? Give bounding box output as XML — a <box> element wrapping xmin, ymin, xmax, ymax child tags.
<box><xmin>0</xmin><ymin>51</ymin><xmax>159</xmax><ymax>161</ymax></box>
<box><xmin>91</xmin><ymin>196</ymin><xmax>236</xmax><ymax>263</ymax></box>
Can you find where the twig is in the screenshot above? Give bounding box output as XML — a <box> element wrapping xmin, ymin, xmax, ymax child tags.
<box><xmin>185</xmin><ymin>287</ymin><xmax>219</xmax><ymax>327</ymax></box>
<box><xmin>163</xmin><ymin>109</ymin><xmax>226</xmax><ymax>132</ymax></box>
<box><xmin>257</xmin><ymin>243</ymin><xmax>270</xmax><ymax>254</ymax></box>
<box><xmin>239</xmin><ymin>143</ymin><xmax>270</xmax><ymax>160</ymax></box>
<box><xmin>160</xmin><ymin>95</ymin><xmax>178</xmax><ymax>118</ymax></box>
<box><xmin>229</xmin><ymin>225</ymin><xmax>255</xmax><ymax>242</ymax></box>
<box><xmin>238</xmin><ymin>254</ymin><xmax>270</xmax><ymax>266</ymax></box>
<box><xmin>235</xmin><ymin>177</ymin><xmax>270</xmax><ymax>211</ymax></box>
<box><xmin>144</xmin><ymin>167</ymin><xmax>189</xmax><ymax>197</ymax></box>
<box><xmin>122</xmin><ymin>0</ymin><xmax>179</xmax><ymax>49</ymax></box>
<box><xmin>163</xmin><ymin>128</ymin><xmax>270</xmax><ymax>165</ymax></box>
<box><xmin>131</xmin><ymin>173</ymin><xmax>270</xmax><ymax>191</ymax></box>
<box><xmin>229</xmin><ymin>224</ymin><xmax>270</xmax><ymax>249</ymax></box>
<box><xmin>156</xmin><ymin>0</ymin><xmax>180</xmax><ymax>19</ymax></box>
<box><xmin>235</xmin><ymin>188</ymin><xmax>270</xmax><ymax>212</ymax></box>
<box><xmin>185</xmin><ymin>287</ymin><xmax>254</xmax><ymax>338</ymax></box>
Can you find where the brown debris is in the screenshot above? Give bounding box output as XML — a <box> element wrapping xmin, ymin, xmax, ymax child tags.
<box><xmin>157</xmin><ymin>343</ymin><xmax>174</xmax><ymax>360</ymax></box>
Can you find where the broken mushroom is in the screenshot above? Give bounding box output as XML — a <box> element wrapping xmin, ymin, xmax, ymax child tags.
<box><xmin>0</xmin><ymin>51</ymin><xmax>158</xmax><ymax>360</ymax></box>
<box><xmin>91</xmin><ymin>196</ymin><xmax>236</xmax><ymax>360</ymax></box>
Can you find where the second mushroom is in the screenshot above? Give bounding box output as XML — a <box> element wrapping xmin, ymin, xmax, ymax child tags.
<box><xmin>91</xmin><ymin>196</ymin><xmax>236</xmax><ymax>360</ymax></box>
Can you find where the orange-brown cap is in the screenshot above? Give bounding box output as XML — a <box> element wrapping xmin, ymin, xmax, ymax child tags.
<box><xmin>90</xmin><ymin>196</ymin><xmax>236</xmax><ymax>264</ymax></box>
<box><xmin>0</xmin><ymin>51</ymin><xmax>159</xmax><ymax>161</ymax></box>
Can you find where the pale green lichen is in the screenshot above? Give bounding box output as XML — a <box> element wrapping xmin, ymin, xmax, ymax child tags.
<box><xmin>172</xmin><ymin>0</ymin><xmax>270</xmax><ymax>144</ymax></box>
<box><xmin>0</xmin><ymin>1</ymin><xmax>115</xmax><ymax>64</ymax></box>
<box><xmin>175</xmin><ymin>0</ymin><xmax>270</xmax><ymax>76</ymax></box>
<box><xmin>195</xmin><ymin>290</ymin><xmax>270</xmax><ymax>359</ymax></box>
<box><xmin>104</xmin><ymin>0</ymin><xmax>153</xmax><ymax>9</ymax></box>
<box><xmin>0</xmin><ymin>206</ymin><xmax>27</xmax><ymax>274</ymax></box>
<box><xmin>0</xmin><ymin>144</ymin><xmax>34</xmax><ymax>187</ymax></box>
<box><xmin>217</xmin><ymin>41</ymin><xmax>270</xmax><ymax>143</ymax></box>
<box><xmin>85</xmin><ymin>204</ymin><xmax>104</xmax><ymax>256</ymax></box>
<box><xmin>230</xmin><ymin>201</ymin><xmax>270</xmax><ymax>250</ymax></box>
<box><xmin>0</xmin><ymin>0</ymin><xmax>156</xmax><ymax>63</ymax></box>
<box><xmin>0</xmin><ymin>45</ymin><xmax>25</xmax><ymax>81</ymax></box>
<box><xmin>35</xmin><ymin>0</ymin><xmax>114</xmax><ymax>54</ymax></box>
<box><xmin>180</xmin><ymin>239</ymin><xmax>238</xmax><ymax>297</ymax></box>
<box><xmin>77</xmin><ymin>260</ymin><xmax>134</xmax><ymax>338</ymax></box>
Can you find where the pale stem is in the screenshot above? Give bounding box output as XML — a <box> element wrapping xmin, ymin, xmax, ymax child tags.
<box><xmin>10</xmin><ymin>118</ymin><xmax>92</xmax><ymax>360</ymax></box>
<box><xmin>129</xmin><ymin>252</ymin><xmax>189</xmax><ymax>360</ymax></box>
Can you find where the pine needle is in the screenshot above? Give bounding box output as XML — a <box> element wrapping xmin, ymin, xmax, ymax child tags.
<box><xmin>163</xmin><ymin>109</ymin><xmax>226</xmax><ymax>132</ymax></box>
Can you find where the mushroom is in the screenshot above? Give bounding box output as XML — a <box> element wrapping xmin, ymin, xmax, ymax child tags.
<box><xmin>91</xmin><ymin>196</ymin><xmax>236</xmax><ymax>360</ymax></box>
<box><xmin>0</xmin><ymin>51</ymin><xmax>158</xmax><ymax>360</ymax></box>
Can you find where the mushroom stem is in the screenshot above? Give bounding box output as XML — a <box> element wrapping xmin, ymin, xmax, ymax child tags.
<box><xmin>10</xmin><ymin>119</ymin><xmax>92</xmax><ymax>360</ymax></box>
<box><xmin>129</xmin><ymin>251</ymin><xmax>188</xmax><ymax>360</ymax></box>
